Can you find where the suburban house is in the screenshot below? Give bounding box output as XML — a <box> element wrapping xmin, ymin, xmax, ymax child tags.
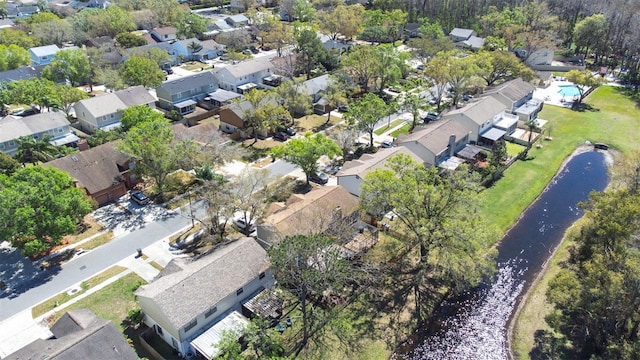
<box><xmin>0</xmin><ymin>65</ymin><xmax>46</xmax><ymax>84</ymax></box>
<box><xmin>0</xmin><ymin>19</ymin><xmax>15</xmax><ymax>29</ymax></box>
<box><xmin>74</xmin><ymin>85</ymin><xmax>156</xmax><ymax>133</ymax></box>
<box><xmin>337</xmin><ymin>147</ymin><xmax>424</xmax><ymax>197</ymax></box>
<box><xmin>135</xmin><ymin>237</ymin><xmax>275</xmax><ymax>359</ymax></box>
<box><xmin>28</xmin><ymin>44</ymin><xmax>60</xmax><ymax>66</ymax></box>
<box><xmin>229</xmin><ymin>0</ymin><xmax>276</xmax><ymax>11</ymax></box>
<box><xmin>218</xmin><ymin>100</ymin><xmax>253</xmax><ymax>135</ymax></box>
<box><xmin>0</xmin><ymin>113</ymin><xmax>79</xmax><ymax>156</ymax></box>
<box><xmin>203</xmin><ymin>88</ymin><xmax>243</xmax><ymax>108</ymax></box>
<box><xmin>225</xmin><ymin>14</ymin><xmax>249</xmax><ymax>28</ymax></box>
<box><xmin>256</xmin><ymin>185</ymin><xmax>360</xmax><ymax>247</ymax></box>
<box><xmin>172</xmin><ymin>38</ymin><xmax>224</xmax><ymax>61</ymax></box>
<box><xmin>85</xmin><ymin>0</ymin><xmax>111</xmax><ymax>9</ymax></box>
<box><xmin>84</xmin><ymin>36</ymin><xmax>122</xmax><ymax>65</ymax></box>
<box><xmin>123</xmin><ymin>42</ymin><xmax>176</xmax><ymax>66</ymax></box>
<box><xmin>6</xmin><ymin>309</ymin><xmax>137</xmax><ymax>360</ymax></box>
<box><xmin>16</xmin><ymin>5</ymin><xmax>39</xmax><ymax>18</ymax></box>
<box><xmin>44</xmin><ymin>141</ymin><xmax>138</xmax><ymax>205</ymax></box>
<box><xmin>481</xmin><ymin>78</ymin><xmax>543</xmax><ymax>122</ymax></box>
<box><xmin>449</xmin><ymin>28</ymin><xmax>485</xmax><ymax>50</ymax></box>
<box><xmin>441</xmin><ymin>96</ymin><xmax>510</xmax><ymax>145</ymax></box>
<box><xmin>151</xmin><ymin>26</ymin><xmax>178</xmax><ymax>42</ymax></box>
<box><xmin>213</xmin><ymin>56</ymin><xmax>276</xmax><ymax>93</ymax></box>
<box><xmin>403</xmin><ymin>23</ymin><xmax>422</xmax><ymax>39</ymax></box>
<box><xmin>396</xmin><ymin>119</ymin><xmax>471</xmax><ymax>169</ymax></box>
<box><xmin>155</xmin><ymin>71</ymin><xmax>218</xmax><ymax>114</ymax></box>
<box><xmin>297</xmin><ymin>74</ymin><xmax>332</xmax><ymax>114</ymax></box>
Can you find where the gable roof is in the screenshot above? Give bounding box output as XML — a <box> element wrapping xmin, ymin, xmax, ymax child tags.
<box><xmin>114</xmin><ymin>85</ymin><xmax>156</xmax><ymax>107</ymax></box>
<box><xmin>397</xmin><ymin>119</ymin><xmax>470</xmax><ymax>155</ymax></box>
<box><xmin>29</xmin><ymin>44</ymin><xmax>60</xmax><ymax>57</ymax></box>
<box><xmin>215</xmin><ymin>56</ymin><xmax>274</xmax><ymax>79</ymax></box>
<box><xmin>43</xmin><ymin>142</ymin><xmax>131</xmax><ymax>195</ymax></box>
<box><xmin>261</xmin><ymin>186</ymin><xmax>359</xmax><ymax>236</ymax></box>
<box><xmin>0</xmin><ymin>65</ymin><xmax>45</xmax><ymax>83</ymax></box>
<box><xmin>449</xmin><ymin>28</ymin><xmax>474</xmax><ymax>39</ymax></box>
<box><xmin>226</xmin><ymin>14</ymin><xmax>249</xmax><ymax>24</ymax></box>
<box><xmin>0</xmin><ymin>112</ymin><xmax>69</xmax><ymax>143</ymax></box>
<box><xmin>76</xmin><ymin>93</ymin><xmax>128</xmax><ymax>118</ymax></box>
<box><xmin>442</xmin><ymin>97</ymin><xmax>506</xmax><ymax>125</ymax></box>
<box><xmin>157</xmin><ymin>71</ymin><xmax>217</xmax><ymax>95</ymax></box>
<box><xmin>175</xmin><ymin>38</ymin><xmax>224</xmax><ymax>52</ymax></box>
<box><xmin>135</xmin><ymin>238</ymin><xmax>269</xmax><ymax>330</ymax></box>
<box><xmin>6</xmin><ymin>309</ymin><xmax>137</xmax><ymax>360</ymax></box>
<box><xmin>152</xmin><ymin>26</ymin><xmax>177</xmax><ymax>36</ymax></box>
<box><xmin>482</xmin><ymin>78</ymin><xmax>535</xmax><ymax>103</ymax></box>
<box><xmin>299</xmin><ymin>74</ymin><xmax>330</xmax><ymax>96</ymax></box>
<box><xmin>338</xmin><ymin>147</ymin><xmax>423</xmax><ymax>177</ymax></box>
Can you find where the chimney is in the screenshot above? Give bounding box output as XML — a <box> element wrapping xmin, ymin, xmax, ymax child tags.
<box><xmin>448</xmin><ymin>134</ymin><xmax>456</xmax><ymax>157</ymax></box>
<box><xmin>77</xmin><ymin>139</ymin><xmax>90</xmax><ymax>151</ymax></box>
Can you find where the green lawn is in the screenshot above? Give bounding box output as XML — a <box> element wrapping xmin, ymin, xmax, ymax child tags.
<box><xmin>506</xmin><ymin>142</ymin><xmax>526</xmax><ymax>158</ymax></box>
<box><xmin>478</xmin><ymin>86</ymin><xmax>640</xmax><ymax>234</ymax></box>
<box><xmin>507</xmin><ymin>86</ymin><xmax>640</xmax><ymax>358</ymax></box>
<box><xmin>374</xmin><ymin>118</ymin><xmax>406</xmax><ymax>135</ymax></box>
<box><xmin>391</xmin><ymin>123</ymin><xmax>412</xmax><ymax>138</ymax></box>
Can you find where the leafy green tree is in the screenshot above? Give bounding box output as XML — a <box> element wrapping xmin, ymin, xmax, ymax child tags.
<box><xmin>121</xmin><ymin>56</ymin><xmax>165</xmax><ymax>88</ymax></box>
<box><xmin>400</xmin><ymin>92</ymin><xmax>425</xmax><ymax>131</ymax></box>
<box><xmin>73</xmin><ymin>6</ymin><xmax>136</xmax><ymax>38</ymax></box>
<box><xmin>86</xmin><ymin>128</ymin><xmax>124</xmax><ymax>147</ymax></box>
<box><xmin>174</xmin><ymin>12</ymin><xmax>207</xmax><ymax>39</ymax></box>
<box><xmin>0</xmin><ymin>28</ymin><xmax>38</xmax><ymax>48</ymax></box>
<box><xmin>118</xmin><ymin>118</ymin><xmax>196</xmax><ymax>199</ymax></box>
<box><xmin>360</xmin><ymin>154</ymin><xmax>496</xmax><ymax>323</ymax></box>
<box><xmin>0</xmin><ymin>151</ymin><xmax>20</xmax><ymax>176</ymax></box>
<box><xmin>42</xmin><ymin>48</ymin><xmax>92</xmax><ymax>87</ymax></box>
<box><xmin>13</xmin><ymin>134</ymin><xmax>60</xmax><ymax>165</ymax></box>
<box><xmin>322</xmin><ymin>77</ymin><xmax>347</xmax><ymax>123</ymax></box>
<box><xmin>31</xmin><ymin>19</ymin><xmax>74</xmax><ymax>47</ymax></box>
<box><xmin>295</xmin><ymin>29</ymin><xmax>327</xmax><ymax>80</ymax></box>
<box><xmin>260</xmin><ymin>15</ymin><xmax>294</xmax><ymax>57</ymax></box>
<box><xmin>7</xmin><ymin>78</ymin><xmax>55</xmax><ymax>111</ymax></box>
<box><xmin>126</xmin><ymin>46</ymin><xmax>173</xmax><ymax>68</ymax></box>
<box><xmin>275</xmin><ymin>79</ymin><xmax>312</xmax><ymax>118</ymax></box>
<box><xmin>473</xmin><ymin>50</ymin><xmax>535</xmax><ymax>86</ymax></box>
<box><xmin>565</xmin><ymin>70</ymin><xmax>604</xmax><ymax>105</ymax></box>
<box><xmin>0</xmin><ymin>166</ymin><xmax>93</xmax><ymax>257</ymax></box>
<box><xmin>291</xmin><ymin>0</ymin><xmax>317</xmax><ymax>22</ymax></box>
<box><xmin>0</xmin><ymin>44</ymin><xmax>30</xmax><ymax>71</ymax></box>
<box><xmin>317</xmin><ymin>4</ymin><xmax>364</xmax><ymax>40</ymax></box>
<box><xmin>242</xmin><ymin>89</ymin><xmax>291</xmax><ymax>144</ymax></box>
<box><xmin>115</xmin><ymin>32</ymin><xmax>147</xmax><ymax>48</ymax></box>
<box><xmin>373</xmin><ymin>44</ymin><xmax>404</xmax><ymax>92</ymax></box>
<box><xmin>272</xmin><ymin>133</ymin><xmax>341</xmax><ymax>185</ymax></box>
<box><xmin>186</xmin><ymin>41</ymin><xmax>203</xmax><ymax>61</ymax></box>
<box><xmin>344</xmin><ymin>93</ymin><xmax>388</xmax><ymax>147</ymax></box>
<box><xmin>52</xmin><ymin>84</ymin><xmax>89</xmax><ymax>119</ymax></box>
<box><xmin>121</xmin><ymin>104</ymin><xmax>165</xmax><ymax>132</ymax></box>
<box><xmin>340</xmin><ymin>45</ymin><xmax>378</xmax><ymax>93</ymax></box>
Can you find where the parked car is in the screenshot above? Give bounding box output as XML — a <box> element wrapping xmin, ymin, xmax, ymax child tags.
<box><xmin>277</xmin><ymin>125</ymin><xmax>296</xmax><ymax>136</ymax></box>
<box><xmin>13</xmin><ymin>107</ymin><xmax>40</xmax><ymax>117</ymax></box>
<box><xmin>380</xmin><ymin>140</ymin><xmax>393</xmax><ymax>148</ymax></box>
<box><xmin>309</xmin><ymin>171</ymin><xmax>329</xmax><ymax>185</ymax></box>
<box><xmin>324</xmin><ymin>164</ymin><xmax>342</xmax><ymax>175</ymax></box>
<box><xmin>234</xmin><ymin>218</ymin><xmax>256</xmax><ymax>234</ymax></box>
<box><xmin>338</xmin><ymin>105</ymin><xmax>349</xmax><ymax>113</ymax></box>
<box><xmin>249</xmin><ymin>46</ymin><xmax>259</xmax><ymax>54</ymax></box>
<box><xmin>131</xmin><ymin>190</ymin><xmax>150</xmax><ymax>205</ymax></box>
<box><xmin>273</xmin><ymin>132</ymin><xmax>290</xmax><ymax>141</ymax></box>
<box><xmin>424</xmin><ymin>112</ymin><xmax>439</xmax><ymax>123</ymax></box>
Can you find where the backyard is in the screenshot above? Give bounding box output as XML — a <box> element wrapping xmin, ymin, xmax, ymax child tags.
<box><xmin>507</xmin><ymin>86</ymin><xmax>640</xmax><ymax>359</ymax></box>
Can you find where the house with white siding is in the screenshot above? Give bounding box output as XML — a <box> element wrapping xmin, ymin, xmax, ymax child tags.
<box><xmin>155</xmin><ymin>71</ymin><xmax>218</xmax><ymax>114</ymax></box>
<box><xmin>0</xmin><ymin>112</ymin><xmax>78</xmax><ymax>156</ymax></box>
<box><xmin>213</xmin><ymin>57</ymin><xmax>276</xmax><ymax>94</ymax></box>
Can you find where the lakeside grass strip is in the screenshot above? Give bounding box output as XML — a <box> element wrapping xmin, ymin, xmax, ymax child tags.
<box><xmin>32</xmin><ymin>265</ymin><xmax>127</xmax><ymax>318</ymax></box>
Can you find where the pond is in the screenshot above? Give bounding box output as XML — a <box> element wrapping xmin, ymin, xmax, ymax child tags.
<box><xmin>397</xmin><ymin>150</ymin><xmax>609</xmax><ymax>360</ymax></box>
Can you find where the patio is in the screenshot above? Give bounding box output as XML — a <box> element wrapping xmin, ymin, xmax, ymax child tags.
<box><xmin>533</xmin><ymin>79</ymin><xmax>585</xmax><ymax>108</ymax></box>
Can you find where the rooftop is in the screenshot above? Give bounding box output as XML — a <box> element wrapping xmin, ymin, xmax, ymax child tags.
<box><xmin>0</xmin><ymin>112</ymin><xmax>70</xmax><ymax>143</ymax></box>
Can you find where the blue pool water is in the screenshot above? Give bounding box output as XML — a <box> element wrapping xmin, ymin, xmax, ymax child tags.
<box><xmin>558</xmin><ymin>85</ymin><xmax>581</xmax><ymax>97</ymax></box>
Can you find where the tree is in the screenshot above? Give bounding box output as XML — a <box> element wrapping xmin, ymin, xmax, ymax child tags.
<box><xmin>295</xmin><ymin>29</ymin><xmax>327</xmax><ymax>79</ymax></box>
<box><xmin>291</xmin><ymin>0</ymin><xmax>317</xmax><ymax>22</ymax></box>
<box><xmin>174</xmin><ymin>11</ymin><xmax>207</xmax><ymax>40</ymax></box>
<box><xmin>7</xmin><ymin>78</ymin><xmax>55</xmax><ymax>111</ymax></box>
<box><xmin>340</xmin><ymin>45</ymin><xmax>378</xmax><ymax>93</ymax></box>
<box><xmin>0</xmin><ymin>166</ymin><xmax>93</xmax><ymax>257</ymax></box>
<box><xmin>0</xmin><ymin>44</ymin><xmax>30</xmax><ymax>71</ymax></box>
<box><xmin>121</xmin><ymin>104</ymin><xmax>165</xmax><ymax>131</ymax></box>
<box><xmin>215</xmin><ymin>29</ymin><xmax>252</xmax><ymax>52</ymax></box>
<box><xmin>400</xmin><ymin>92</ymin><xmax>425</xmax><ymax>131</ymax></box>
<box><xmin>317</xmin><ymin>4</ymin><xmax>364</xmax><ymax>40</ymax></box>
<box><xmin>446</xmin><ymin>53</ymin><xmax>480</xmax><ymax>106</ymax></box>
<box><xmin>276</xmin><ymin>79</ymin><xmax>312</xmax><ymax>118</ymax></box>
<box><xmin>13</xmin><ymin>134</ymin><xmax>60</xmax><ymax>165</ymax></box>
<box><xmin>326</xmin><ymin>125</ymin><xmax>357</xmax><ymax>157</ymax></box>
<box><xmin>0</xmin><ymin>151</ymin><xmax>20</xmax><ymax>176</ymax></box>
<box><xmin>126</xmin><ymin>46</ymin><xmax>173</xmax><ymax>68</ymax></box>
<box><xmin>31</xmin><ymin>19</ymin><xmax>74</xmax><ymax>47</ymax></box>
<box><xmin>115</xmin><ymin>32</ymin><xmax>147</xmax><ymax>48</ymax></box>
<box><xmin>573</xmin><ymin>14</ymin><xmax>608</xmax><ymax>60</ymax></box>
<box><xmin>52</xmin><ymin>84</ymin><xmax>89</xmax><ymax>119</ymax></box>
<box><xmin>73</xmin><ymin>6</ymin><xmax>136</xmax><ymax>38</ymax></box>
<box><xmin>199</xmin><ymin>176</ymin><xmax>235</xmax><ymax>242</ymax></box>
<box><xmin>268</xmin><ymin>234</ymin><xmax>360</xmax><ymax>355</ymax></box>
<box><xmin>42</xmin><ymin>48</ymin><xmax>92</xmax><ymax>87</ymax></box>
<box><xmin>473</xmin><ymin>50</ymin><xmax>535</xmax><ymax>86</ymax></box>
<box><xmin>344</xmin><ymin>93</ymin><xmax>388</xmax><ymax>147</ymax></box>
<box><xmin>272</xmin><ymin>133</ymin><xmax>342</xmax><ymax>185</ymax></box>
<box><xmin>186</xmin><ymin>41</ymin><xmax>203</xmax><ymax>61</ymax></box>
<box><xmin>232</xmin><ymin>168</ymin><xmax>274</xmax><ymax>236</ymax></box>
<box><xmin>565</xmin><ymin>70</ymin><xmax>604</xmax><ymax>105</ymax></box>
<box><xmin>372</xmin><ymin>44</ymin><xmax>404</xmax><ymax>93</ymax></box>
<box><xmin>121</xmin><ymin>56</ymin><xmax>165</xmax><ymax>88</ymax></box>
<box><xmin>360</xmin><ymin>154</ymin><xmax>496</xmax><ymax>323</ymax></box>
<box><xmin>242</xmin><ymin>89</ymin><xmax>291</xmax><ymax>144</ymax></box>
<box><xmin>118</xmin><ymin>118</ymin><xmax>196</xmax><ymax>199</ymax></box>
<box><xmin>322</xmin><ymin>77</ymin><xmax>347</xmax><ymax>123</ymax></box>
<box><xmin>0</xmin><ymin>28</ymin><xmax>38</xmax><ymax>48</ymax></box>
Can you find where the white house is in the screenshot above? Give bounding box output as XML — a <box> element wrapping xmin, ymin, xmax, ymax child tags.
<box><xmin>213</xmin><ymin>57</ymin><xmax>276</xmax><ymax>94</ymax></box>
<box><xmin>0</xmin><ymin>113</ymin><xmax>79</xmax><ymax>155</ymax></box>
<box><xmin>135</xmin><ymin>238</ymin><xmax>275</xmax><ymax>359</ymax></box>
<box><xmin>396</xmin><ymin>119</ymin><xmax>471</xmax><ymax>167</ymax></box>
<box><xmin>29</xmin><ymin>45</ymin><xmax>60</xmax><ymax>66</ymax></box>
<box><xmin>441</xmin><ymin>96</ymin><xmax>508</xmax><ymax>144</ymax></box>
<box><xmin>172</xmin><ymin>38</ymin><xmax>224</xmax><ymax>62</ymax></box>
<box><xmin>73</xmin><ymin>86</ymin><xmax>156</xmax><ymax>133</ymax></box>
<box><xmin>481</xmin><ymin>78</ymin><xmax>542</xmax><ymax>122</ymax></box>
<box><xmin>150</xmin><ymin>26</ymin><xmax>178</xmax><ymax>43</ymax></box>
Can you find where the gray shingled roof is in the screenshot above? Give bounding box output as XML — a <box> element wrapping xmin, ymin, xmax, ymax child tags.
<box><xmin>0</xmin><ymin>65</ymin><xmax>45</xmax><ymax>83</ymax></box>
<box><xmin>449</xmin><ymin>28</ymin><xmax>474</xmax><ymax>39</ymax></box>
<box><xmin>114</xmin><ymin>85</ymin><xmax>156</xmax><ymax>107</ymax></box>
<box><xmin>338</xmin><ymin>147</ymin><xmax>423</xmax><ymax>177</ymax></box>
<box><xmin>29</xmin><ymin>44</ymin><xmax>60</xmax><ymax>57</ymax></box>
<box><xmin>398</xmin><ymin>119</ymin><xmax>470</xmax><ymax>154</ymax></box>
<box><xmin>0</xmin><ymin>112</ymin><xmax>69</xmax><ymax>143</ymax></box>
<box><xmin>442</xmin><ymin>97</ymin><xmax>506</xmax><ymax>126</ymax></box>
<box><xmin>221</xmin><ymin>57</ymin><xmax>274</xmax><ymax>78</ymax></box>
<box><xmin>157</xmin><ymin>71</ymin><xmax>217</xmax><ymax>96</ymax></box>
<box><xmin>6</xmin><ymin>309</ymin><xmax>138</xmax><ymax>360</ymax></box>
<box><xmin>299</xmin><ymin>74</ymin><xmax>330</xmax><ymax>96</ymax></box>
<box><xmin>135</xmin><ymin>238</ymin><xmax>269</xmax><ymax>330</ymax></box>
<box><xmin>482</xmin><ymin>78</ymin><xmax>535</xmax><ymax>103</ymax></box>
<box><xmin>76</xmin><ymin>93</ymin><xmax>128</xmax><ymax>119</ymax></box>
<box><xmin>43</xmin><ymin>142</ymin><xmax>131</xmax><ymax>195</ymax></box>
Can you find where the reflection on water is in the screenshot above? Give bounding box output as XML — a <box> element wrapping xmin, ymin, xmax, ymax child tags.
<box><xmin>399</xmin><ymin>151</ymin><xmax>609</xmax><ymax>359</ymax></box>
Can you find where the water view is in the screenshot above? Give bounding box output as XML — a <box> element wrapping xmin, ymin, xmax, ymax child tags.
<box><xmin>399</xmin><ymin>150</ymin><xmax>609</xmax><ymax>359</ymax></box>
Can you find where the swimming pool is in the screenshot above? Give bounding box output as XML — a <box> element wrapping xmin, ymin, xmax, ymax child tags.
<box><xmin>558</xmin><ymin>85</ymin><xmax>581</xmax><ymax>97</ymax></box>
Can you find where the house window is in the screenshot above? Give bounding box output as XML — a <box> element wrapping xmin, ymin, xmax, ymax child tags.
<box><xmin>32</xmin><ymin>134</ymin><xmax>39</xmax><ymax>140</ymax></box>
<box><xmin>259</xmin><ymin>272</ymin><xmax>265</xmax><ymax>280</ymax></box>
<box><xmin>183</xmin><ymin>319</ymin><xmax>197</xmax><ymax>332</ymax></box>
<box><xmin>236</xmin><ymin>288</ymin><xmax>244</xmax><ymax>296</ymax></box>
<box><xmin>41</xmin><ymin>56</ymin><xmax>47</xmax><ymax>61</ymax></box>
<box><xmin>48</xmin><ymin>129</ymin><xmax>55</xmax><ymax>135</ymax></box>
<box><xmin>205</xmin><ymin>306</ymin><xmax>217</xmax><ymax>318</ymax></box>
<box><xmin>0</xmin><ymin>143</ymin><xmax>4</xmax><ymax>149</ymax></box>
<box><xmin>155</xmin><ymin>325</ymin><xmax>163</xmax><ymax>335</ymax></box>
<box><xmin>9</xmin><ymin>140</ymin><xmax>15</xmax><ymax>146</ymax></box>
<box><xmin>110</xmin><ymin>114</ymin><xmax>114</xmax><ymax>118</ymax></box>
<box><xmin>58</xmin><ymin>128</ymin><xmax>64</xmax><ymax>133</ymax></box>
<box><xmin>171</xmin><ymin>337</ymin><xmax>178</xmax><ymax>349</ymax></box>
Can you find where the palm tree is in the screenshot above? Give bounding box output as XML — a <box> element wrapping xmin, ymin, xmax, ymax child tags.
<box><xmin>187</xmin><ymin>41</ymin><xmax>203</xmax><ymax>62</ymax></box>
<box><xmin>523</xmin><ymin>119</ymin><xmax>539</xmax><ymax>157</ymax></box>
<box><xmin>14</xmin><ymin>135</ymin><xmax>60</xmax><ymax>165</ymax></box>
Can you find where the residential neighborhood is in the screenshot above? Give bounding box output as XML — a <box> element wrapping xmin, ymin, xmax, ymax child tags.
<box><xmin>0</xmin><ymin>0</ymin><xmax>639</xmax><ymax>359</ymax></box>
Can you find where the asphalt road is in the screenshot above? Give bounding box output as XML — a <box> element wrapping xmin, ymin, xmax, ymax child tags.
<box><xmin>0</xmin><ymin>207</ymin><xmax>191</xmax><ymax>321</ymax></box>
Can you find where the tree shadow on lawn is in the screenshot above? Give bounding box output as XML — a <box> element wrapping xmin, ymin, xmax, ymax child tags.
<box><xmin>612</xmin><ymin>86</ymin><xmax>640</xmax><ymax>108</ymax></box>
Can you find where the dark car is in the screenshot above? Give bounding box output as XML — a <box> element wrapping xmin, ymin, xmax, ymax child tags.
<box><xmin>278</xmin><ymin>125</ymin><xmax>296</xmax><ymax>136</ymax></box>
<box><xmin>424</xmin><ymin>112</ymin><xmax>439</xmax><ymax>123</ymax></box>
<box><xmin>310</xmin><ymin>171</ymin><xmax>329</xmax><ymax>185</ymax></box>
<box><xmin>273</xmin><ymin>132</ymin><xmax>290</xmax><ymax>141</ymax></box>
<box><xmin>130</xmin><ymin>190</ymin><xmax>150</xmax><ymax>205</ymax></box>
<box><xmin>14</xmin><ymin>107</ymin><xmax>40</xmax><ymax>117</ymax></box>
<box><xmin>338</xmin><ymin>105</ymin><xmax>349</xmax><ymax>113</ymax></box>
<box><xmin>249</xmin><ymin>46</ymin><xmax>260</xmax><ymax>54</ymax></box>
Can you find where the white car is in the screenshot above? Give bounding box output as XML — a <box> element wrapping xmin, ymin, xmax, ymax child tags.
<box><xmin>234</xmin><ymin>218</ymin><xmax>256</xmax><ymax>234</ymax></box>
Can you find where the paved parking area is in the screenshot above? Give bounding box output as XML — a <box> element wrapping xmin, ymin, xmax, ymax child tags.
<box><xmin>92</xmin><ymin>195</ymin><xmax>177</xmax><ymax>237</ymax></box>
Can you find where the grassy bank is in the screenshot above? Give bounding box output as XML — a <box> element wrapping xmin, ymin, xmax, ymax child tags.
<box><xmin>508</xmin><ymin>86</ymin><xmax>640</xmax><ymax>358</ymax></box>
